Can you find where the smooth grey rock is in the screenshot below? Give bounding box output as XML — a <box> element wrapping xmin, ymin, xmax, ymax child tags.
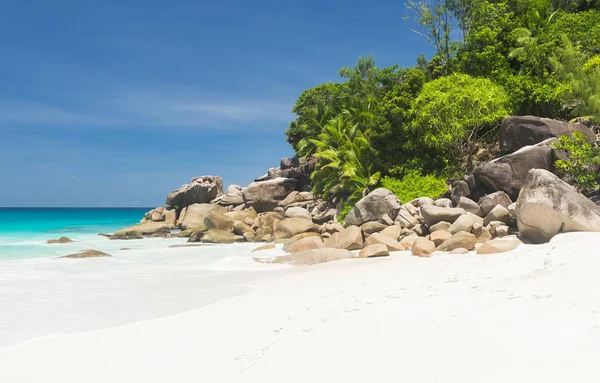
<box><xmin>365</xmin><ymin>232</ymin><xmax>405</xmax><ymax>251</ymax></box>
<box><xmin>411</xmin><ymin>197</ymin><xmax>435</xmax><ymax>207</ymax></box>
<box><xmin>483</xmin><ymin>205</ymin><xmax>510</xmax><ymax>226</ymax></box>
<box><xmin>429</xmin><ymin>221</ymin><xmax>451</xmax><ymax>233</ymax></box>
<box><xmin>474</xmin><ymin>144</ymin><xmax>553</xmax><ymax>201</ymax></box>
<box><xmin>434</xmin><ymin>198</ymin><xmax>452</xmax><ymax>208</ymax></box>
<box><xmin>284</xmin><ymin>206</ymin><xmax>311</xmax><ymax>220</ymax></box>
<box><xmin>448</xmin><ymin>214</ymin><xmax>477</xmax><ymax>235</ymax></box>
<box><xmin>477</xmin><ymin>238</ymin><xmax>522</xmax><ymax>254</ymax></box>
<box><xmin>516</xmin><ymin>169</ymin><xmax>600</xmax><ymax>243</ymax></box>
<box><xmin>479</xmin><ymin>191</ymin><xmax>513</xmax><ymax>216</ymax></box>
<box><xmin>244</xmin><ymin>177</ymin><xmax>298</xmax><ymax>213</ymax></box>
<box><xmin>421</xmin><ymin>206</ymin><xmax>465</xmax><ymax>226</ymax></box>
<box><xmin>411</xmin><ymin>237</ymin><xmax>436</xmax><ymax>257</ymax></box>
<box><xmin>359</xmin><ymin>244</ymin><xmax>390</xmax><ymax>258</ymax></box>
<box><xmin>500</xmin><ymin>115</ymin><xmax>595</xmax><ymax>152</ymax></box>
<box><xmin>360</xmin><ymin>221</ymin><xmax>388</xmax><ymax>234</ymax></box>
<box><xmin>457</xmin><ymin>197</ymin><xmax>484</xmax><ymax>217</ymax></box>
<box><xmin>345</xmin><ymin>188</ymin><xmax>401</xmax><ymax>227</ymax></box>
<box><xmin>437</xmin><ymin>231</ymin><xmax>477</xmax><ymax>251</ymax></box>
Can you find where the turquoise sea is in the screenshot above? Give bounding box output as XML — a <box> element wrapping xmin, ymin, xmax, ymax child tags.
<box><xmin>0</xmin><ymin>208</ymin><xmax>149</xmax><ymax>260</ymax></box>
<box><xmin>0</xmin><ymin>207</ymin><xmax>289</xmax><ymax>348</ymax></box>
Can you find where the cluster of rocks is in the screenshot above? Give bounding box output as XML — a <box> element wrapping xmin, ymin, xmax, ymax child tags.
<box><xmin>252</xmin><ymin>186</ymin><xmax>523</xmax><ymax>266</ymax></box>
<box><xmin>105</xmin><ymin>115</ymin><xmax>600</xmax><ymax>266</ymax></box>
<box><xmin>452</xmin><ymin>116</ymin><xmax>596</xmax><ymax>202</ymax></box>
<box><xmin>257</xmin><ymin>165</ymin><xmax>600</xmax><ymax>265</ymax></box>
<box><xmin>110</xmin><ymin>156</ymin><xmax>334</xmax><ymax>241</ymax></box>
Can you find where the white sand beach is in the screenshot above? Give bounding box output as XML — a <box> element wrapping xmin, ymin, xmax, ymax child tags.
<box><xmin>2</xmin><ymin>232</ymin><xmax>600</xmax><ymax>382</ymax></box>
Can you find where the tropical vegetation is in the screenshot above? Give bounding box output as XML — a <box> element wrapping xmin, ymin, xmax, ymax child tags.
<box><xmin>284</xmin><ymin>0</ymin><xmax>600</xmax><ymax>207</ymax></box>
<box><xmin>554</xmin><ymin>131</ymin><xmax>600</xmax><ymax>192</ymax></box>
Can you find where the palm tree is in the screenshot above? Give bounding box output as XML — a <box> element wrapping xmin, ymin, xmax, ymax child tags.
<box><xmin>296</xmin><ymin>101</ymin><xmax>336</xmax><ymax>157</ymax></box>
<box><xmin>310</xmin><ymin>116</ymin><xmax>381</xmax><ymax>201</ymax></box>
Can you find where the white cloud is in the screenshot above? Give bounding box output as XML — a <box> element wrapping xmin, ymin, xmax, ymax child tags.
<box><xmin>0</xmin><ymin>98</ymin><xmax>120</xmax><ymax>127</ymax></box>
<box><xmin>0</xmin><ymin>91</ymin><xmax>294</xmax><ymax>131</ymax></box>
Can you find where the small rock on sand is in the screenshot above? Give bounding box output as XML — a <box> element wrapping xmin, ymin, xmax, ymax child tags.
<box><xmin>60</xmin><ymin>249</ymin><xmax>112</xmax><ymax>259</ymax></box>
<box><xmin>359</xmin><ymin>244</ymin><xmax>389</xmax><ymax>258</ymax></box>
<box><xmin>252</xmin><ymin>244</ymin><xmax>276</xmax><ymax>252</ymax></box>
<box><xmin>47</xmin><ymin>237</ymin><xmax>74</xmax><ymax>244</ymax></box>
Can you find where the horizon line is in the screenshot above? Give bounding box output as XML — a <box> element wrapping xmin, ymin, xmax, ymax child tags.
<box><xmin>0</xmin><ymin>206</ymin><xmax>155</xmax><ymax>209</ymax></box>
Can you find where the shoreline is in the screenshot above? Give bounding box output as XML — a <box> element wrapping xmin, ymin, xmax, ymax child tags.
<box><xmin>0</xmin><ymin>237</ymin><xmax>292</xmax><ymax>348</ymax></box>
<box><xmin>2</xmin><ymin>232</ymin><xmax>600</xmax><ymax>382</ymax></box>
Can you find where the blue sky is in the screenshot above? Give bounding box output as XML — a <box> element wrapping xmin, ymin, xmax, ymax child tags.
<box><xmin>0</xmin><ymin>0</ymin><xmax>433</xmax><ymax>207</ymax></box>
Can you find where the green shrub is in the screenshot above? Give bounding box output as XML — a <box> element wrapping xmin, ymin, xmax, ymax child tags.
<box><xmin>411</xmin><ymin>73</ymin><xmax>512</xmax><ymax>161</ymax></box>
<box><xmin>380</xmin><ymin>171</ymin><xmax>448</xmax><ymax>204</ymax></box>
<box><xmin>553</xmin><ymin>131</ymin><xmax>600</xmax><ymax>191</ymax></box>
<box><xmin>336</xmin><ymin>199</ymin><xmax>355</xmax><ymax>224</ymax></box>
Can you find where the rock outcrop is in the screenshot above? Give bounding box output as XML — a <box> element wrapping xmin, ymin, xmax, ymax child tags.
<box><xmin>344</xmin><ymin>188</ymin><xmax>401</xmax><ymax>227</ymax></box>
<box><xmin>166</xmin><ymin>176</ymin><xmax>223</xmax><ymax>210</ymax></box>
<box><xmin>212</xmin><ymin>185</ymin><xmax>244</xmax><ymax>207</ymax></box>
<box><xmin>516</xmin><ymin>169</ymin><xmax>600</xmax><ymax>243</ymax></box>
<box><xmin>473</xmin><ymin>141</ymin><xmax>554</xmax><ymax>200</ymax></box>
<box><xmin>500</xmin><ymin>116</ymin><xmax>595</xmax><ymax>152</ymax></box>
<box><xmin>244</xmin><ymin>177</ymin><xmax>298</xmax><ymax>213</ymax></box>
<box><xmin>108</xmin><ymin>116</ymin><xmax>600</xmax><ymax>264</ymax></box>
<box><xmin>111</xmin><ymin>222</ymin><xmax>174</xmax><ymax>240</ymax></box>
<box><xmin>255</xmin><ymin>156</ymin><xmax>317</xmax><ymax>192</ymax></box>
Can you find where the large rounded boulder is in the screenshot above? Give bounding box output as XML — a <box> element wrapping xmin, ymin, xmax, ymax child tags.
<box><xmin>178</xmin><ymin>203</ymin><xmax>227</xmax><ymax>230</ymax></box>
<box><xmin>473</xmin><ymin>141</ymin><xmax>554</xmax><ymax>201</ymax></box>
<box><xmin>166</xmin><ymin>176</ymin><xmax>224</xmax><ymax>210</ymax></box>
<box><xmin>516</xmin><ymin>169</ymin><xmax>600</xmax><ymax>243</ymax></box>
<box><xmin>421</xmin><ymin>206</ymin><xmax>465</xmax><ymax>226</ymax></box>
<box><xmin>243</xmin><ymin>177</ymin><xmax>298</xmax><ymax>213</ymax></box>
<box><xmin>500</xmin><ymin>116</ymin><xmax>595</xmax><ymax>152</ymax></box>
<box><xmin>344</xmin><ymin>188</ymin><xmax>401</xmax><ymax>227</ymax></box>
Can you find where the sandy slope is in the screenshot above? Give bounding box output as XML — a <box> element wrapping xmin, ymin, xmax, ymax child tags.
<box><xmin>2</xmin><ymin>232</ymin><xmax>600</xmax><ymax>383</ymax></box>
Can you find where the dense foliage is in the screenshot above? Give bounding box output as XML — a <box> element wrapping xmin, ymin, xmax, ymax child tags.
<box><xmin>411</xmin><ymin>73</ymin><xmax>512</xmax><ymax>162</ymax></box>
<box><xmin>285</xmin><ymin>0</ymin><xmax>600</xmax><ymax>200</ymax></box>
<box><xmin>553</xmin><ymin>132</ymin><xmax>600</xmax><ymax>191</ymax></box>
<box><xmin>336</xmin><ymin>200</ymin><xmax>355</xmax><ymax>224</ymax></box>
<box><xmin>381</xmin><ymin>172</ymin><xmax>449</xmax><ymax>204</ymax></box>
<box><xmin>310</xmin><ymin>116</ymin><xmax>381</xmax><ymax>201</ymax></box>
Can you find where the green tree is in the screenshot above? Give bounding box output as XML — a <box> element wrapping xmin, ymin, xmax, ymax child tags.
<box><xmin>310</xmin><ymin>116</ymin><xmax>381</xmax><ymax>200</ymax></box>
<box><xmin>551</xmin><ymin>0</ymin><xmax>600</xmax><ymax>12</ymax></box>
<box><xmin>544</xmin><ymin>10</ymin><xmax>600</xmax><ymax>55</ymax></box>
<box><xmin>411</xmin><ymin>73</ymin><xmax>512</xmax><ymax>165</ymax></box>
<box><xmin>285</xmin><ymin>82</ymin><xmax>346</xmax><ymax>154</ymax></box>
<box><xmin>550</xmin><ymin>37</ymin><xmax>600</xmax><ymax>120</ymax></box>
<box><xmin>405</xmin><ymin>0</ymin><xmax>456</xmax><ymax>75</ymax></box>
<box><xmin>553</xmin><ymin>131</ymin><xmax>600</xmax><ymax>191</ymax></box>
